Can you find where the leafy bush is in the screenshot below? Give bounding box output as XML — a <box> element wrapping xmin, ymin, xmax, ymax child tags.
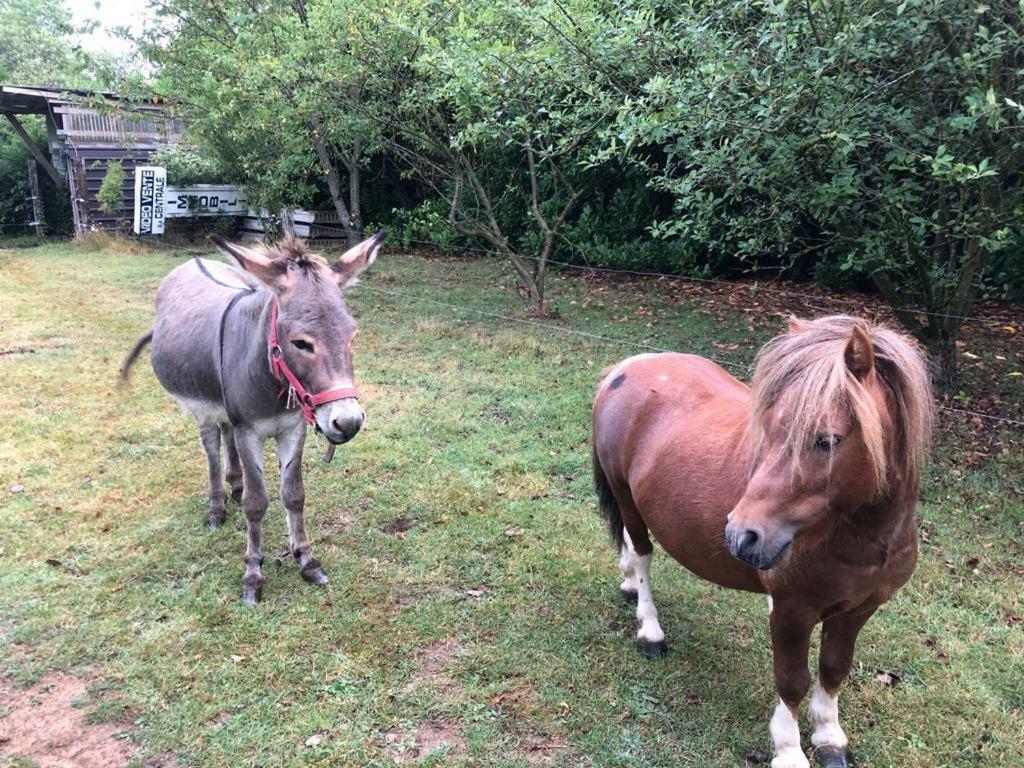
<box><xmin>149</xmin><ymin>143</ymin><xmax>225</xmax><ymax>186</ymax></box>
<box><xmin>96</xmin><ymin>160</ymin><xmax>126</xmax><ymax>214</ymax></box>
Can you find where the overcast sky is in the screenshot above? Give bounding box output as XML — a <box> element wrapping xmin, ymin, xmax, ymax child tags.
<box><xmin>66</xmin><ymin>0</ymin><xmax>154</xmax><ymax>58</ymax></box>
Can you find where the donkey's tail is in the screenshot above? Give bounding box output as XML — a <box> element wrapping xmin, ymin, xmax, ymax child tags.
<box><xmin>119</xmin><ymin>331</ymin><xmax>154</xmax><ymax>384</ymax></box>
<box><xmin>593</xmin><ymin>443</ymin><xmax>625</xmax><ymax>551</ymax></box>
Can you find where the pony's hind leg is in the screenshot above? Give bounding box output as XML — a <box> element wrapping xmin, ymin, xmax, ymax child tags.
<box><xmin>221</xmin><ymin>424</ymin><xmax>243</xmax><ymax>504</ymax></box>
<box><xmin>199</xmin><ymin>425</ymin><xmax>227</xmax><ymax>528</ymax></box>
<box><xmin>622</xmin><ymin>525</ymin><xmax>667</xmax><ymax>659</ymax></box>
<box><xmin>618</xmin><ymin>540</ymin><xmax>638</xmax><ymax>602</ymax></box>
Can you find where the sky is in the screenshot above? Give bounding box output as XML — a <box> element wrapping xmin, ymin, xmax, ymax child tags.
<box><xmin>65</xmin><ymin>0</ymin><xmax>155</xmax><ymax>59</ymax></box>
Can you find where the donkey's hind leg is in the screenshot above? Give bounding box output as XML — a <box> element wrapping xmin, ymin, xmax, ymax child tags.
<box><xmin>199</xmin><ymin>425</ymin><xmax>227</xmax><ymax>529</ymax></box>
<box><xmin>221</xmin><ymin>424</ymin><xmax>243</xmax><ymax>504</ymax></box>
<box><xmin>622</xmin><ymin>522</ymin><xmax>667</xmax><ymax>659</ymax></box>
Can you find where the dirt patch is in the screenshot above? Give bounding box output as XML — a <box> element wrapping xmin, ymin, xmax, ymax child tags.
<box><xmin>319</xmin><ymin>510</ymin><xmax>354</xmax><ymax>536</ymax></box>
<box><xmin>403</xmin><ymin>637</ymin><xmax>464</xmax><ymax>695</ymax></box>
<box><xmin>382</xmin><ymin>721</ymin><xmax>466</xmax><ymax>764</ymax></box>
<box><xmin>0</xmin><ymin>673</ymin><xmax>134</xmax><ymax>768</ymax></box>
<box><xmin>381</xmin><ymin>517</ymin><xmax>414</xmax><ymax>536</ymax></box>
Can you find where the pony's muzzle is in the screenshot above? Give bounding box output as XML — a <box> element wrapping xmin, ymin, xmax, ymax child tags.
<box><xmin>725</xmin><ymin>520</ymin><xmax>792</xmax><ymax>571</ymax></box>
<box><xmin>316</xmin><ymin>399</ymin><xmax>364</xmax><ymax>445</ymax></box>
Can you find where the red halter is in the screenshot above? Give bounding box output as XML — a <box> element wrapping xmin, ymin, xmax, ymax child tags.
<box><xmin>268</xmin><ymin>295</ymin><xmax>359</xmax><ymax>425</ymax></box>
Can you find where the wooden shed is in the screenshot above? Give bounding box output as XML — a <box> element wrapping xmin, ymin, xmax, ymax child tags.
<box><xmin>1</xmin><ymin>84</ymin><xmax>182</xmax><ymax>233</ymax></box>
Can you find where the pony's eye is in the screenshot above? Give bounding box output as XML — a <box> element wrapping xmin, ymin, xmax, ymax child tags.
<box><xmin>813</xmin><ymin>434</ymin><xmax>843</xmax><ymax>452</ymax></box>
<box><xmin>291</xmin><ymin>339</ymin><xmax>314</xmax><ymax>354</ymax></box>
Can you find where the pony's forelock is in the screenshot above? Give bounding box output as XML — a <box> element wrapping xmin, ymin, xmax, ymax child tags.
<box><xmin>748</xmin><ymin>315</ymin><xmax>934</xmax><ymax>491</ymax></box>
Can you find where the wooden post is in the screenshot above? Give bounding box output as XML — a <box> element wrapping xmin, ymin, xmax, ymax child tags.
<box><xmin>26</xmin><ymin>159</ymin><xmax>44</xmax><ymax>237</ymax></box>
<box><xmin>4</xmin><ymin>114</ymin><xmax>65</xmax><ymax>188</ymax></box>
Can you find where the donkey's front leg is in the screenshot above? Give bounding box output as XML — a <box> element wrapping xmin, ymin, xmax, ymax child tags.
<box><xmin>198</xmin><ymin>425</ymin><xmax>227</xmax><ymax>528</ymax></box>
<box><xmin>810</xmin><ymin>607</ymin><xmax>876</xmax><ymax>768</ymax></box>
<box><xmin>276</xmin><ymin>423</ymin><xmax>328</xmax><ymax>586</ymax></box>
<box><xmin>233</xmin><ymin>426</ymin><xmax>268</xmax><ymax>604</ymax></box>
<box><xmin>769</xmin><ymin>606</ymin><xmax>817</xmax><ymax>768</ymax></box>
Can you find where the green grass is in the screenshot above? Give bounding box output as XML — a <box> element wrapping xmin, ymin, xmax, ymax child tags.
<box><xmin>0</xmin><ymin>243</ymin><xmax>1021</xmax><ymax>768</ymax></box>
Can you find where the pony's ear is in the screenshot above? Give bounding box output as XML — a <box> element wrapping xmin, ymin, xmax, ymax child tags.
<box><xmin>210</xmin><ymin>235</ymin><xmax>289</xmax><ymax>289</ymax></box>
<box><xmin>787</xmin><ymin>315</ymin><xmax>809</xmax><ymax>334</ymax></box>
<box><xmin>844</xmin><ymin>324</ymin><xmax>875</xmax><ymax>380</ymax></box>
<box><xmin>330</xmin><ymin>230</ymin><xmax>387</xmax><ymax>289</ymax></box>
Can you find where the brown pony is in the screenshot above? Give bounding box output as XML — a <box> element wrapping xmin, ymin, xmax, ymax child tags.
<box><xmin>592</xmin><ymin>315</ymin><xmax>933</xmax><ymax>768</ymax></box>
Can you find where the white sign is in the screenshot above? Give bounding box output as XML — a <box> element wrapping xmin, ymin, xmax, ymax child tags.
<box><xmin>133</xmin><ymin>166</ymin><xmax>166</xmax><ymax>235</ymax></box>
<box><xmin>165</xmin><ymin>185</ymin><xmax>249</xmax><ymax>218</ymax></box>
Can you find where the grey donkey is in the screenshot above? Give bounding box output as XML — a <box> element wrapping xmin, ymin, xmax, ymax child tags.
<box><xmin>121</xmin><ymin>232</ymin><xmax>387</xmax><ymax>603</ymax></box>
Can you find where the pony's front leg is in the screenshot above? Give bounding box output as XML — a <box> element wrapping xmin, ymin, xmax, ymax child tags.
<box><xmin>233</xmin><ymin>426</ymin><xmax>268</xmax><ymax>604</ymax></box>
<box><xmin>769</xmin><ymin>606</ymin><xmax>817</xmax><ymax>768</ymax></box>
<box><xmin>276</xmin><ymin>423</ymin><xmax>329</xmax><ymax>586</ymax></box>
<box><xmin>810</xmin><ymin>607</ymin><xmax>876</xmax><ymax>768</ymax></box>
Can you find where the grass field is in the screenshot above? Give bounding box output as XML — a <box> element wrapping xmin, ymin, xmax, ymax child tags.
<box><xmin>1</xmin><ymin>242</ymin><xmax>1022</xmax><ymax>768</ymax></box>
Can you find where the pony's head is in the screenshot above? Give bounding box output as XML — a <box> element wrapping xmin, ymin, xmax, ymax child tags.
<box><xmin>725</xmin><ymin>315</ymin><xmax>933</xmax><ymax>570</ymax></box>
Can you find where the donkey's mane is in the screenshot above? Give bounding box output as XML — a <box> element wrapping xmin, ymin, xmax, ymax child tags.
<box><xmin>260</xmin><ymin>237</ymin><xmax>328</xmax><ymax>275</ymax></box>
<box><xmin>748</xmin><ymin>315</ymin><xmax>933</xmax><ymax>490</ymax></box>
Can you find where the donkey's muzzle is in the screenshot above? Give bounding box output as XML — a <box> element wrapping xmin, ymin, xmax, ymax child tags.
<box><xmin>725</xmin><ymin>522</ymin><xmax>791</xmax><ymax>571</ymax></box>
<box><xmin>316</xmin><ymin>399</ymin><xmax>365</xmax><ymax>445</ymax></box>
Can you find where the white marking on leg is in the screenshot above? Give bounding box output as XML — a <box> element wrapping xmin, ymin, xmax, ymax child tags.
<box><xmin>809</xmin><ymin>681</ymin><xmax>847</xmax><ymax>749</ymax></box>
<box><xmin>619</xmin><ymin>529</ymin><xmax>638</xmax><ymax>593</ymax></box>
<box><xmin>767</xmin><ymin>595</ymin><xmax>774</xmax><ymax>614</ymax></box>
<box><xmin>770</xmin><ymin>699</ymin><xmax>809</xmax><ymax>768</ymax></box>
<box><xmin>629</xmin><ymin>544</ymin><xmax>664</xmax><ymax>644</ymax></box>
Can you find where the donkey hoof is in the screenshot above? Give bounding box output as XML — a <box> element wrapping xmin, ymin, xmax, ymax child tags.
<box><xmin>209</xmin><ymin>513</ymin><xmax>226</xmax><ymax>530</ymax></box>
<box><xmin>813</xmin><ymin>745</ymin><xmax>852</xmax><ymax>768</ymax></box>
<box><xmin>241</xmin><ymin>581</ymin><xmax>263</xmax><ymax>604</ymax></box>
<box><xmin>620</xmin><ymin>588</ymin><xmax>639</xmax><ymax>604</ymax></box>
<box><xmin>301</xmin><ymin>560</ymin><xmax>330</xmax><ymax>586</ymax></box>
<box><xmin>635</xmin><ymin>637</ymin><xmax>668</xmax><ymax>659</ymax></box>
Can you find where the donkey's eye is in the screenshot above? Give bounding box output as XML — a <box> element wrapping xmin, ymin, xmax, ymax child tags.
<box><xmin>291</xmin><ymin>339</ymin><xmax>314</xmax><ymax>354</ymax></box>
<box><xmin>813</xmin><ymin>434</ymin><xmax>843</xmax><ymax>452</ymax></box>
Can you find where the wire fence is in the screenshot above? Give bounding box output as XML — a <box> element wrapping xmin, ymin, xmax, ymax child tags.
<box><xmin>130</xmin><ymin>234</ymin><xmax>1024</xmax><ymax>429</ymax></box>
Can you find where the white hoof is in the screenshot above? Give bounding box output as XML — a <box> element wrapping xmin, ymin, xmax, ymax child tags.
<box><xmin>772</xmin><ymin>747</ymin><xmax>810</xmax><ymax>768</ymax></box>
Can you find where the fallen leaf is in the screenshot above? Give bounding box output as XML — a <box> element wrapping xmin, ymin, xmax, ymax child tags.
<box><xmin>305</xmin><ymin>733</ymin><xmax>325</xmax><ymax>747</ymax></box>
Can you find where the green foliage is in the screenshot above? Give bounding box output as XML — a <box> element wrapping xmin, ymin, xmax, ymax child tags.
<box><xmin>149</xmin><ymin>144</ymin><xmax>224</xmax><ymax>187</ymax></box>
<box><xmin>602</xmin><ymin>0</ymin><xmax>1024</xmax><ymax>389</ymax></box>
<box><xmin>96</xmin><ymin>160</ymin><xmax>125</xmax><ymax>215</ymax></box>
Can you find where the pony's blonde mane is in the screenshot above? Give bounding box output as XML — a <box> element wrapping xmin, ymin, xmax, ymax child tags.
<box><xmin>749</xmin><ymin>315</ymin><xmax>934</xmax><ymax>490</ymax></box>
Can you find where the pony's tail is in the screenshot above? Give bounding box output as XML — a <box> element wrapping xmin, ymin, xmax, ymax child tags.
<box><xmin>119</xmin><ymin>331</ymin><xmax>154</xmax><ymax>384</ymax></box>
<box><xmin>593</xmin><ymin>444</ymin><xmax>624</xmax><ymax>551</ymax></box>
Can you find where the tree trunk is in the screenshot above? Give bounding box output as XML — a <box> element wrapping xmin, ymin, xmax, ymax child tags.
<box><xmin>309</xmin><ymin>114</ymin><xmax>360</xmax><ymax>245</ymax></box>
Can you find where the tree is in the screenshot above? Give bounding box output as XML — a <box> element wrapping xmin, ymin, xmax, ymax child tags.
<box><xmin>605</xmin><ymin>0</ymin><xmax>1024</xmax><ymax>392</ymax></box>
<box><xmin>144</xmin><ymin>0</ymin><xmax>383</xmax><ymax>245</ymax></box>
<box><xmin>363</xmin><ymin>0</ymin><xmax>619</xmax><ymax>313</ymax></box>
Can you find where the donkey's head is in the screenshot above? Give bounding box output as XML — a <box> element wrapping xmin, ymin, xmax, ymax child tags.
<box><xmin>212</xmin><ymin>231</ymin><xmax>387</xmax><ymax>444</ymax></box>
<box><xmin>724</xmin><ymin>316</ymin><xmax>932</xmax><ymax>571</ymax></box>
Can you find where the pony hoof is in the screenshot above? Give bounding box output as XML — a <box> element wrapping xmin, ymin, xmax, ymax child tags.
<box><xmin>301</xmin><ymin>563</ymin><xmax>330</xmax><ymax>586</ymax></box>
<box><xmin>620</xmin><ymin>588</ymin><xmax>639</xmax><ymax>604</ymax></box>
<box><xmin>813</xmin><ymin>745</ymin><xmax>852</xmax><ymax>768</ymax></box>
<box><xmin>635</xmin><ymin>637</ymin><xmax>668</xmax><ymax>659</ymax></box>
<box><xmin>241</xmin><ymin>584</ymin><xmax>263</xmax><ymax>604</ymax></box>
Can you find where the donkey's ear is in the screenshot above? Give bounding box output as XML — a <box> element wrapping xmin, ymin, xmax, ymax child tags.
<box><xmin>210</xmin><ymin>235</ymin><xmax>288</xmax><ymax>289</ymax></box>
<box><xmin>787</xmin><ymin>315</ymin><xmax>809</xmax><ymax>334</ymax></box>
<box><xmin>844</xmin><ymin>324</ymin><xmax>875</xmax><ymax>380</ymax></box>
<box><xmin>331</xmin><ymin>230</ymin><xmax>388</xmax><ymax>289</ymax></box>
